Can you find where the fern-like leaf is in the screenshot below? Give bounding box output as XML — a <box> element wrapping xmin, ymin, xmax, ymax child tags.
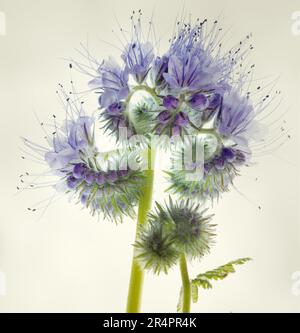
<box><xmin>190</xmin><ymin>257</ymin><xmax>251</xmax><ymax>304</ymax></box>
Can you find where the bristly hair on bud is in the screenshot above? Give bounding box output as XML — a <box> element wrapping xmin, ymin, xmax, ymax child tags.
<box><xmin>166</xmin><ymin>134</ymin><xmax>248</xmax><ymax>202</ymax></box>
<box><xmin>134</xmin><ymin>197</ymin><xmax>215</xmax><ymax>274</ymax></box>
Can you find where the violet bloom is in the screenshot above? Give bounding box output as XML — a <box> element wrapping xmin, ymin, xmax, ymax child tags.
<box><xmin>213</xmin><ymin>156</ymin><xmax>226</xmax><ymax>170</ymax></box>
<box><xmin>174</xmin><ymin>112</ymin><xmax>189</xmax><ymax>127</ymax></box>
<box><xmin>73</xmin><ymin>163</ymin><xmax>87</xmax><ymax>179</ymax></box>
<box><xmin>163</xmin><ymin>25</ymin><xmax>230</xmax><ymax>93</ymax></box>
<box><xmin>158</xmin><ymin>111</ymin><xmax>172</xmax><ymax>124</ymax></box>
<box><xmin>66</xmin><ymin>176</ymin><xmax>80</xmax><ymax>189</ymax></box>
<box><xmin>151</xmin><ymin>56</ymin><xmax>169</xmax><ymax>87</ymax></box>
<box><xmin>84</xmin><ymin>170</ymin><xmax>95</xmax><ymax>184</ymax></box>
<box><xmin>118</xmin><ymin>170</ymin><xmax>129</xmax><ymax>178</ymax></box>
<box><xmin>235</xmin><ymin>150</ymin><xmax>247</xmax><ymax>165</ymax></box>
<box><xmin>189</xmin><ymin>93</ymin><xmax>209</xmax><ymax>111</ymax></box>
<box><xmin>208</xmin><ymin>93</ymin><xmax>222</xmax><ymax>110</ymax></box>
<box><xmin>107</xmin><ymin>102</ymin><xmax>125</xmax><ymax>116</ymax></box>
<box><xmin>121</xmin><ymin>42</ymin><xmax>154</xmax><ymax>83</ymax></box>
<box><xmin>44</xmin><ymin>116</ymin><xmax>94</xmax><ymax>172</ymax></box>
<box><xmin>163</xmin><ymin>53</ymin><xmax>203</xmax><ymax>92</ymax></box>
<box><xmin>95</xmin><ymin>172</ymin><xmax>105</xmax><ymax>186</ymax></box>
<box><xmin>106</xmin><ymin>171</ymin><xmax>118</xmax><ymax>183</ymax></box>
<box><xmin>217</xmin><ymin>91</ymin><xmax>256</xmax><ymax>146</ymax></box>
<box><xmin>89</xmin><ymin>57</ymin><xmax>129</xmax><ymax>108</ymax></box>
<box><xmin>221</xmin><ymin>147</ymin><xmax>236</xmax><ymax>162</ymax></box>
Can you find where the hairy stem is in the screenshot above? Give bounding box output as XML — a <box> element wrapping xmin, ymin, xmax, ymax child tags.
<box><xmin>179</xmin><ymin>253</ymin><xmax>191</xmax><ymax>313</ymax></box>
<box><xmin>126</xmin><ymin>147</ymin><xmax>156</xmax><ymax>313</ymax></box>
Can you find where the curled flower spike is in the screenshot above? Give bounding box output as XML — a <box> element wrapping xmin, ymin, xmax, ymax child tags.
<box><xmin>134</xmin><ymin>198</ymin><xmax>215</xmax><ymax>274</ymax></box>
<box><xmin>22</xmin><ymin>90</ymin><xmax>145</xmax><ymax>223</ymax></box>
<box><xmin>166</xmin><ymin>133</ymin><xmax>249</xmax><ymax>201</ymax></box>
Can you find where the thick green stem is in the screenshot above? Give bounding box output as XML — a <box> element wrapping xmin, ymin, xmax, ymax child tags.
<box><xmin>179</xmin><ymin>254</ymin><xmax>191</xmax><ymax>313</ymax></box>
<box><xmin>126</xmin><ymin>147</ymin><xmax>156</xmax><ymax>313</ymax></box>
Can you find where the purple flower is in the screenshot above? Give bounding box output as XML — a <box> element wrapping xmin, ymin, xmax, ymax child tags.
<box><xmin>174</xmin><ymin>112</ymin><xmax>189</xmax><ymax>127</ymax></box>
<box><xmin>217</xmin><ymin>92</ymin><xmax>255</xmax><ymax>146</ymax></box>
<box><xmin>221</xmin><ymin>148</ymin><xmax>236</xmax><ymax>162</ymax></box>
<box><xmin>84</xmin><ymin>170</ymin><xmax>95</xmax><ymax>184</ymax></box>
<box><xmin>95</xmin><ymin>172</ymin><xmax>105</xmax><ymax>185</ymax></box>
<box><xmin>204</xmin><ymin>162</ymin><xmax>213</xmax><ymax>174</ymax></box>
<box><xmin>163</xmin><ymin>95</ymin><xmax>179</xmax><ymax>110</ymax></box>
<box><xmin>80</xmin><ymin>192</ymin><xmax>89</xmax><ymax>205</ymax></box>
<box><xmin>67</xmin><ymin>116</ymin><xmax>94</xmax><ymax>149</ymax></box>
<box><xmin>151</xmin><ymin>56</ymin><xmax>169</xmax><ymax>86</ymax></box>
<box><xmin>44</xmin><ymin>116</ymin><xmax>94</xmax><ymax>172</ymax></box>
<box><xmin>89</xmin><ymin>57</ymin><xmax>129</xmax><ymax>108</ymax></box>
<box><xmin>208</xmin><ymin>93</ymin><xmax>222</xmax><ymax>110</ymax></box>
<box><xmin>107</xmin><ymin>102</ymin><xmax>125</xmax><ymax>116</ymax></box>
<box><xmin>118</xmin><ymin>170</ymin><xmax>129</xmax><ymax>178</ymax></box>
<box><xmin>66</xmin><ymin>176</ymin><xmax>79</xmax><ymax>189</ymax></box>
<box><xmin>213</xmin><ymin>156</ymin><xmax>226</xmax><ymax>170</ymax></box>
<box><xmin>163</xmin><ymin>24</ymin><xmax>231</xmax><ymax>93</ymax></box>
<box><xmin>189</xmin><ymin>93</ymin><xmax>209</xmax><ymax>111</ymax></box>
<box><xmin>73</xmin><ymin>163</ymin><xmax>87</xmax><ymax>179</ymax></box>
<box><xmin>163</xmin><ymin>53</ymin><xmax>203</xmax><ymax>91</ymax></box>
<box><xmin>235</xmin><ymin>150</ymin><xmax>247</xmax><ymax>165</ymax></box>
<box><xmin>158</xmin><ymin>111</ymin><xmax>171</xmax><ymax>124</ymax></box>
<box><xmin>106</xmin><ymin>171</ymin><xmax>118</xmax><ymax>183</ymax></box>
<box><xmin>121</xmin><ymin>42</ymin><xmax>154</xmax><ymax>83</ymax></box>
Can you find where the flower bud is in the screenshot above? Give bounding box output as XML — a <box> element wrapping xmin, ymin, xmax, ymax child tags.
<box><xmin>163</xmin><ymin>95</ymin><xmax>179</xmax><ymax>110</ymax></box>
<box><xmin>174</xmin><ymin>112</ymin><xmax>189</xmax><ymax>127</ymax></box>
<box><xmin>73</xmin><ymin>163</ymin><xmax>87</xmax><ymax>179</ymax></box>
<box><xmin>189</xmin><ymin>93</ymin><xmax>209</xmax><ymax>111</ymax></box>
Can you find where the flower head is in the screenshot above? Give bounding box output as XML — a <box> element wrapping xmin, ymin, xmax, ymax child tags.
<box><xmin>22</xmin><ymin>90</ymin><xmax>145</xmax><ymax>222</ymax></box>
<box><xmin>162</xmin><ymin>23</ymin><xmax>231</xmax><ymax>94</ymax></box>
<box><xmin>135</xmin><ymin>198</ymin><xmax>215</xmax><ymax>274</ymax></box>
<box><xmin>121</xmin><ymin>42</ymin><xmax>154</xmax><ymax>83</ymax></box>
<box><xmin>216</xmin><ymin>91</ymin><xmax>257</xmax><ymax>147</ymax></box>
<box><xmin>167</xmin><ymin>135</ymin><xmax>249</xmax><ymax>201</ymax></box>
<box><xmin>44</xmin><ymin>116</ymin><xmax>94</xmax><ymax>173</ymax></box>
<box><xmin>89</xmin><ymin>57</ymin><xmax>129</xmax><ymax>108</ymax></box>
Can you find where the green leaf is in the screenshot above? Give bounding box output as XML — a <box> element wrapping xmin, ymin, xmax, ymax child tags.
<box><xmin>191</xmin><ymin>283</ymin><xmax>199</xmax><ymax>303</ymax></box>
<box><xmin>192</xmin><ymin>278</ymin><xmax>213</xmax><ymax>290</ymax></box>
<box><xmin>190</xmin><ymin>257</ymin><xmax>252</xmax><ymax>305</ymax></box>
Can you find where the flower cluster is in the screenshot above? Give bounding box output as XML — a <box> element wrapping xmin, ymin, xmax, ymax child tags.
<box><xmin>134</xmin><ymin>198</ymin><xmax>215</xmax><ymax>274</ymax></box>
<box><xmin>167</xmin><ymin>145</ymin><xmax>247</xmax><ymax>201</ymax></box>
<box><xmin>23</xmin><ymin>102</ymin><xmax>145</xmax><ymax>222</ymax></box>
<box><xmin>89</xmin><ymin>20</ymin><xmax>234</xmax><ymax>139</ymax></box>
<box><xmin>84</xmin><ymin>17</ymin><xmax>261</xmax><ymax>205</ymax></box>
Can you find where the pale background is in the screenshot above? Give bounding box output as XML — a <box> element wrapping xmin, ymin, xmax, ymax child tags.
<box><xmin>0</xmin><ymin>0</ymin><xmax>299</xmax><ymax>313</ymax></box>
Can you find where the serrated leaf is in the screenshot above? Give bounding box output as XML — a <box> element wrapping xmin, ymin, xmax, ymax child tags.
<box><xmin>190</xmin><ymin>257</ymin><xmax>251</xmax><ymax>306</ymax></box>
<box><xmin>192</xmin><ymin>278</ymin><xmax>212</xmax><ymax>289</ymax></box>
<box><xmin>191</xmin><ymin>283</ymin><xmax>198</xmax><ymax>303</ymax></box>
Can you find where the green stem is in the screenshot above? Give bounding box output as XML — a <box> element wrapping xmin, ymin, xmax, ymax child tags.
<box><xmin>126</xmin><ymin>147</ymin><xmax>156</xmax><ymax>313</ymax></box>
<box><xmin>179</xmin><ymin>253</ymin><xmax>191</xmax><ymax>313</ymax></box>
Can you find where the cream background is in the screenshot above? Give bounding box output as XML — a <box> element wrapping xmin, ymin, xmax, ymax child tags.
<box><xmin>0</xmin><ymin>0</ymin><xmax>300</xmax><ymax>312</ymax></box>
